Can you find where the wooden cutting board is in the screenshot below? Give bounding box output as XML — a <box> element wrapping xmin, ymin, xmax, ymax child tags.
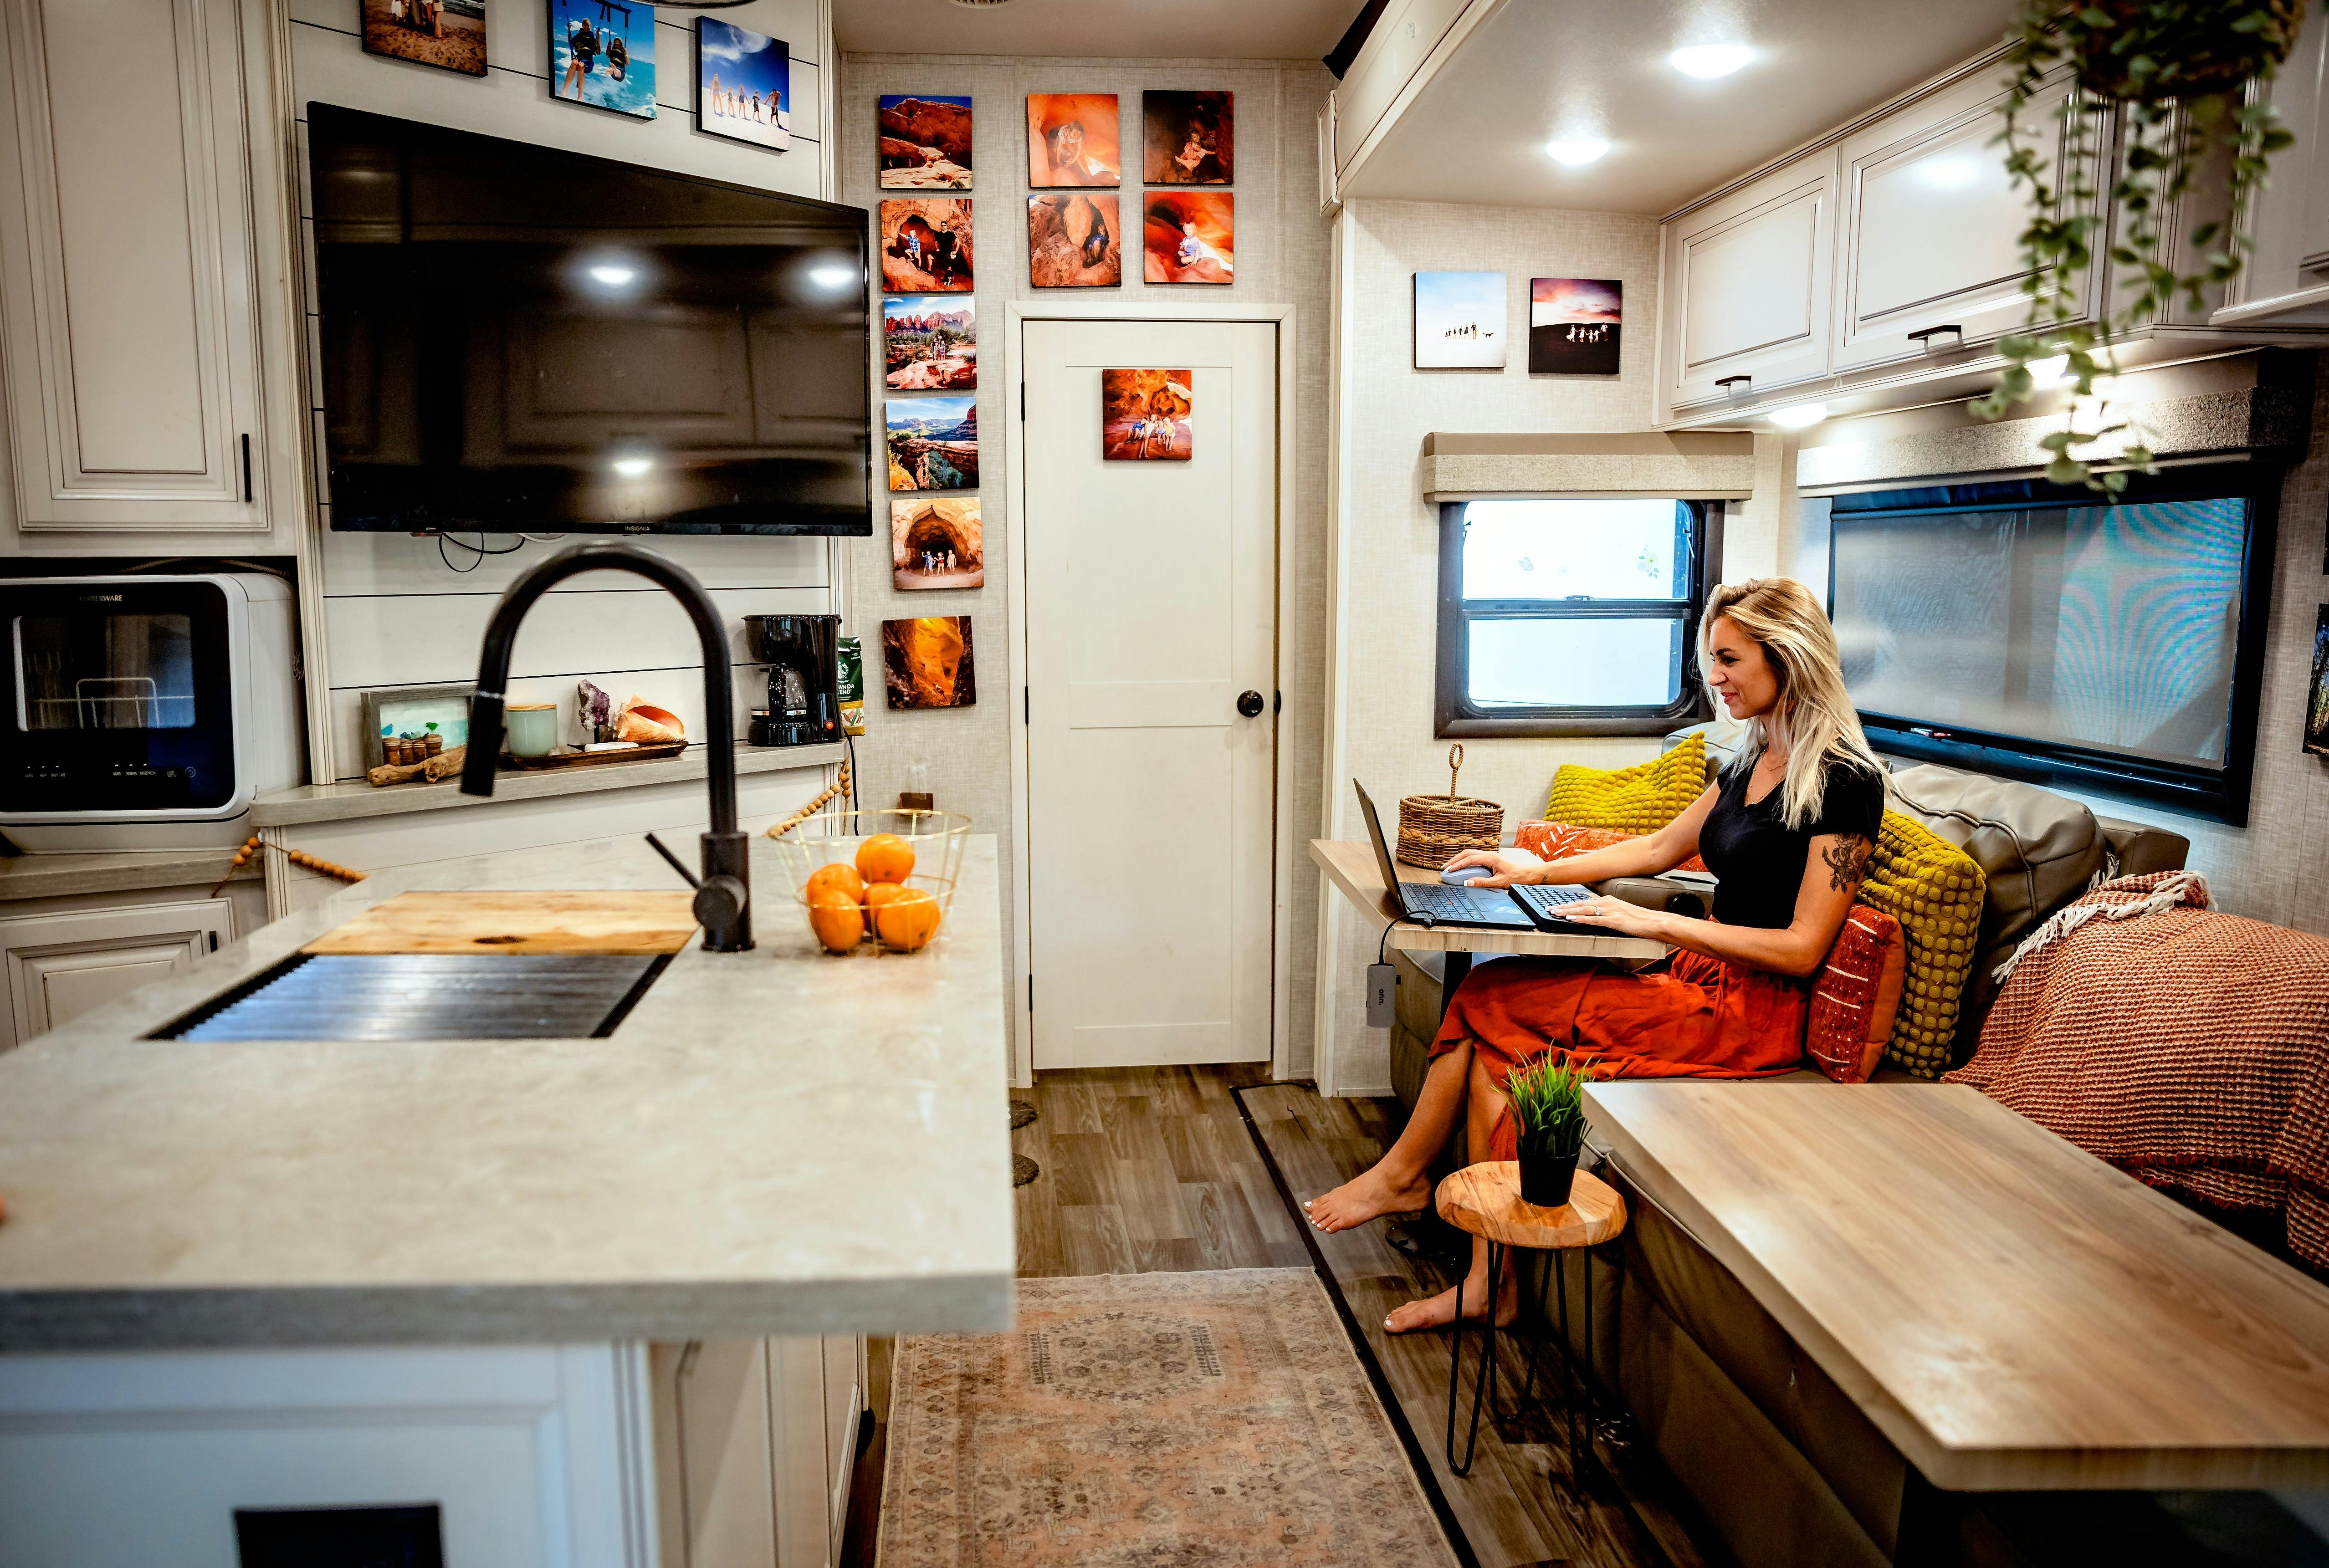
<box><xmin>304</xmin><ymin>891</ymin><xmax>700</xmax><ymax>956</ymax></box>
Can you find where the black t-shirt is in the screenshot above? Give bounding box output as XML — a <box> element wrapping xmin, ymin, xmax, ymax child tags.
<box><xmin>1698</xmin><ymin>755</ymin><xmax>1886</xmax><ymax>930</ymax></box>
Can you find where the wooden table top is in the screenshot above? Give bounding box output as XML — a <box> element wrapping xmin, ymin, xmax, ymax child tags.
<box><xmin>1437</xmin><ymin>1162</ymin><xmax>1627</xmax><ymax>1249</ymax></box>
<box><xmin>1585</xmin><ymin>1079</ymin><xmax>2329</xmax><ymax>1492</ymax></box>
<box><xmin>1309</xmin><ymin>839</ymin><xmax>1668</xmax><ymax>960</ymax></box>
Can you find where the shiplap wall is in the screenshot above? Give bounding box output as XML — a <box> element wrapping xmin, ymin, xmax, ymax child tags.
<box><xmin>286</xmin><ymin>0</ymin><xmax>838</xmax><ymax>779</ymax></box>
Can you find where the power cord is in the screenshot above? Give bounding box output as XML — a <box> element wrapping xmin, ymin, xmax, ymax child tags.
<box><xmin>434</xmin><ymin>532</ymin><xmax>528</xmax><ymax>573</ymax></box>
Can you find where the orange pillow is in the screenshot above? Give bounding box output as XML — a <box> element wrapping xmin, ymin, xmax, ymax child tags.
<box><xmin>1805</xmin><ymin>905</ymin><xmax>1906</xmax><ymax>1083</ymax></box>
<box><xmin>1514</xmin><ymin>819</ymin><xmax>1708</xmax><ymax>874</ymax></box>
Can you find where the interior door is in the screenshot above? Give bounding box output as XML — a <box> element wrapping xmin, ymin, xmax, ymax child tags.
<box><xmin>1022</xmin><ymin>318</ymin><xmax>1277</xmax><ymax>1070</ymax></box>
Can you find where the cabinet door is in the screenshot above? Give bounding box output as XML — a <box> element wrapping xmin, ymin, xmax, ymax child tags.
<box><xmin>1662</xmin><ymin>153</ymin><xmax>1838</xmax><ymax>413</ymax></box>
<box><xmin>819</xmin><ymin>1336</ymin><xmax>862</xmax><ymax>1559</ymax></box>
<box><xmin>1832</xmin><ymin>65</ymin><xmax>2095</xmax><ymax>371</ymax></box>
<box><xmin>0</xmin><ymin>898</ymin><xmax>231</xmax><ymax>1049</ymax></box>
<box><xmin>671</xmin><ymin>1339</ymin><xmax>780</xmax><ymax>1568</ymax></box>
<box><xmin>0</xmin><ymin>0</ymin><xmax>267</xmax><ymax>531</ymax></box>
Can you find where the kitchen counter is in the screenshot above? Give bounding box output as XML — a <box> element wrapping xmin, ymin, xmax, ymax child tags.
<box><xmin>252</xmin><ymin>740</ymin><xmax>847</xmax><ymax>827</ymax></box>
<box><xmin>0</xmin><ymin>832</ymin><xmax>1012</xmax><ymax>1350</ymax></box>
<box><xmin>0</xmin><ymin>848</ymin><xmax>260</xmax><ymax>902</ymax></box>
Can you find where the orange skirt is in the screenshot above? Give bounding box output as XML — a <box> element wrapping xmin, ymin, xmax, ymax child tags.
<box><xmin>1430</xmin><ymin>950</ymin><xmax>1809</xmax><ymax>1161</ymax></box>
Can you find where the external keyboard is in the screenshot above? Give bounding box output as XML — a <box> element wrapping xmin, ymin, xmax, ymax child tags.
<box><xmin>1510</xmin><ymin>883</ymin><xmax>1595</xmax><ymax>925</ymax></box>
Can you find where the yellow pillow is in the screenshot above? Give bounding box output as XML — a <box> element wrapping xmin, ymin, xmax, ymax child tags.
<box><xmin>1543</xmin><ymin>732</ymin><xmax>1706</xmax><ymax>834</ymax></box>
<box><xmin>1856</xmin><ymin>810</ymin><xmax>1986</xmax><ymax>1078</ymax></box>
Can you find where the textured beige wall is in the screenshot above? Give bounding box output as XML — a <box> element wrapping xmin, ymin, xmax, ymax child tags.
<box><xmin>1318</xmin><ymin>199</ymin><xmax>1667</xmax><ymax>1093</ymax></box>
<box><xmin>837</xmin><ymin>55</ymin><xmax>1335</xmax><ymax>1079</ymax></box>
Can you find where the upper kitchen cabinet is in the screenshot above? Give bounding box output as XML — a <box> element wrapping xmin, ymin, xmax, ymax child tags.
<box><xmin>1658</xmin><ymin>153</ymin><xmax>1839</xmax><ymax>418</ymax></box>
<box><xmin>2217</xmin><ymin>1</ymin><xmax>2329</xmax><ymax>326</ymax></box>
<box><xmin>1831</xmin><ymin>64</ymin><xmax>2098</xmax><ymax>372</ymax></box>
<box><xmin>0</xmin><ymin>0</ymin><xmax>272</xmax><ymax>533</ymax></box>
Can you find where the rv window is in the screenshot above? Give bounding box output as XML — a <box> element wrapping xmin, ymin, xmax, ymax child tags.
<box><xmin>1434</xmin><ymin>497</ymin><xmax>1714</xmax><ymax>737</ymax></box>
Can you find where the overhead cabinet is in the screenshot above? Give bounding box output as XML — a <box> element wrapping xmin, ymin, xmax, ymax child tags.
<box><xmin>1831</xmin><ymin>64</ymin><xmax>2098</xmax><ymax>371</ymax></box>
<box><xmin>1660</xmin><ymin>155</ymin><xmax>1838</xmax><ymax>414</ymax></box>
<box><xmin>0</xmin><ymin>0</ymin><xmax>270</xmax><ymax>531</ymax></box>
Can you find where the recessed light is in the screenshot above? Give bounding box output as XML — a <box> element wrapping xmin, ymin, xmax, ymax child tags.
<box><xmin>1544</xmin><ymin>138</ymin><xmax>1611</xmax><ymax>166</ymax></box>
<box><xmin>2027</xmin><ymin>354</ymin><xmax>2071</xmax><ymax>389</ymax></box>
<box><xmin>1670</xmin><ymin>44</ymin><xmax>1754</xmax><ymax>79</ymax></box>
<box><xmin>1769</xmin><ymin>403</ymin><xmax>1828</xmax><ymax>429</ymax></box>
<box><xmin>588</xmin><ymin>264</ymin><xmax>638</xmax><ymax>287</ymax></box>
<box><xmin>612</xmin><ymin>457</ymin><xmax>653</xmax><ymax>477</ymax></box>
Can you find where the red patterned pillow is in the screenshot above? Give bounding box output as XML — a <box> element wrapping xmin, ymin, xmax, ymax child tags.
<box><xmin>1514</xmin><ymin>819</ymin><xmax>1707</xmax><ymax>874</ymax></box>
<box><xmin>1806</xmin><ymin>906</ymin><xmax>1906</xmax><ymax>1083</ymax></box>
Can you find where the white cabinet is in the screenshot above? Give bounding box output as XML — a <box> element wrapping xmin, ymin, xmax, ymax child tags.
<box><xmin>0</xmin><ymin>897</ymin><xmax>233</xmax><ymax>1048</ymax></box>
<box><xmin>652</xmin><ymin>1334</ymin><xmax>864</xmax><ymax>1568</ymax></box>
<box><xmin>1331</xmin><ymin>0</ymin><xmax>1472</xmax><ymax>174</ymax></box>
<box><xmin>1832</xmin><ymin>64</ymin><xmax>2097</xmax><ymax>371</ymax></box>
<box><xmin>1659</xmin><ymin>154</ymin><xmax>1839</xmax><ymax>415</ymax></box>
<box><xmin>2217</xmin><ymin>2</ymin><xmax>2329</xmax><ymax>324</ymax></box>
<box><xmin>0</xmin><ymin>0</ymin><xmax>270</xmax><ymax>531</ymax></box>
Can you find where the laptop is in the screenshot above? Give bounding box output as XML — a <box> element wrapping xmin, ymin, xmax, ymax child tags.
<box><xmin>1353</xmin><ymin>782</ymin><xmax>1535</xmax><ymax>930</ymax></box>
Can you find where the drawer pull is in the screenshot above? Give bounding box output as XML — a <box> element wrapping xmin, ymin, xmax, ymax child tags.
<box><xmin>1715</xmin><ymin>375</ymin><xmax>1753</xmax><ymax>393</ymax></box>
<box><xmin>1908</xmin><ymin>325</ymin><xmax>1965</xmax><ymax>350</ymax></box>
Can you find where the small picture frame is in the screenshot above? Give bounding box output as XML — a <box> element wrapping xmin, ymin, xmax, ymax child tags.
<box><xmin>361</xmin><ymin>683</ymin><xmax>475</xmax><ymax>769</ymax></box>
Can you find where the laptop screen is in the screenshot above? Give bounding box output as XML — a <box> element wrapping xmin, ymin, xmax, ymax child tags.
<box><xmin>1353</xmin><ymin>782</ymin><xmax>1404</xmax><ymax>889</ymax></box>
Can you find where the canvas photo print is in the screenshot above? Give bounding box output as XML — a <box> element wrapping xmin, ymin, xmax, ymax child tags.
<box><xmin>1102</xmin><ymin>369</ymin><xmax>1192</xmax><ymax>461</ymax></box>
<box><xmin>1029</xmin><ymin>194</ymin><xmax>1121</xmax><ymax>288</ymax></box>
<box><xmin>892</xmin><ymin>498</ymin><xmax>984</xmax><ymax>590</ymax></box>
<box><xmin>698</xmin><ymin>17</ymin><xmax>788</xmax><ymax>150</ymax></box>
<box><xmin>1027</xmin><ymin>93</ymin><xmax>1120</xmax><ymax>187</ymax></box>
<box><xmin>1530</xmin><ymin>277</ymin><xmax>1622</xmax><ymax>374</ymax></box>
<box><xmin>550</xmin><ymin>0</ymin><xmax>655</xmax><ymax>118</ymax></box>
<box><xmin>362</xmin><ymin>0</ymin><xmax>486</xmax><ymax>76</ymax></box>
<box><xmin>1414</xmin><ymin>271</ymin><xmax>1506</xmax><ymax>368</ymax></box>
<box><xmin>885</xmin><ymin>296</ymin><xmax>975</xmax><ymax>390</ymax></box>
<box><xmin>1142</xmin><ymin>192</ymin><xmax>1233</xmax><ymax>285</ymax></box>
<box><xmin>880</xmin><ymin>198</ymin><xmax>973</xmax><ymax>293</ymax></box>
<box><xmin>1143</xmin><ymin>91</ymin><xmax>1231</xmax><ymax>184</ymax></box>
<box><xmin>886</xmin><ymin>395</ymin><xmax>978</xmax><ymax>491</ymax></box>
<box><xmin>2309</xmin><ymin>605</ymin><xmax>2329</xmax><ymax>756</ymax></box>
<box><xmin>880</xmin><ymin>95</ymin><xmax>972</xmax><ymax>189</ymax></box>
<box><xmin>883</xmin><ymin>616</ymin><xmax>977</xmax><ymax>710</ymax></box>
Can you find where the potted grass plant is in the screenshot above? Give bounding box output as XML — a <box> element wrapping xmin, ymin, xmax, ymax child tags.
<box><xmin>1505</xmin><ymin>1055</ymin><xmax>1592</xmax><ymax>1208</ymax></box>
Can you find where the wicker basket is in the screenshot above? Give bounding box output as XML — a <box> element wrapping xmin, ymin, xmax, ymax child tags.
<box><xmin>1395</xmin><ymin>745</ymin><xmax>1504</xmax><ymax>868</ymax></box>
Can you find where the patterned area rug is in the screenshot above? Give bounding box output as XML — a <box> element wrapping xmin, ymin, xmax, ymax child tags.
<box><xmin>877</xmin><ymin>1268</ymin><xmax>1460</xmax><ymax>1567</ymax></box>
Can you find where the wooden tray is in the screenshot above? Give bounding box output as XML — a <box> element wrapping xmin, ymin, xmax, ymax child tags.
<box><xmin>305</xmin><ymin>891</ymin><xmax>700</xmax><ymax>955</ymax></box>
<box><xmin>504</xmin><ymin>741</ymin><xmax>687</xmax><ymax>771</ymax></box>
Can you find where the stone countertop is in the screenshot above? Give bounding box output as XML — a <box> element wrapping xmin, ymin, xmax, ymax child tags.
<box><xmin>0</xmin><ymin>833</ymin><xmax>1012</xmax><ymax>1350</ymax></box>
<box><xmin>252</xmin><ymin>741</ymin><xmax>848</xmax><ymax>827</ymax></box>
<box><xmin>0</xmin><ymin>848</ymin><xmax>261</xmax><ymax>902</ymax></box>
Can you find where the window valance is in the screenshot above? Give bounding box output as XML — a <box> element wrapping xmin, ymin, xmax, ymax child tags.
<box><xmin>1421</xmin><ymin>431</ymin><xmax>1756</xmax><ymax>502</ymax></box>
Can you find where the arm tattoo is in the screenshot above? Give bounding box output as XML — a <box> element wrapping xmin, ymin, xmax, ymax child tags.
<box><xmin>1822</xmin><ymin>835</ymin><xmax>1873</xmax><ymax>892</ymax></box>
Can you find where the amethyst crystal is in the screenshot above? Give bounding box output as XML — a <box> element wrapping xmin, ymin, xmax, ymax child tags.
<box><xmin>578</xmin><ymin>679</ymin><xmax>614</xmax><ymax>742</ymax></box>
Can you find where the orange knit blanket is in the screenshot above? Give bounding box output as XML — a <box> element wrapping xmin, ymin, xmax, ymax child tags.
<box><xmin>1948</xmin><ymin>872</ymin><xmax>2329</xmax><ymax>1272</ymax></box>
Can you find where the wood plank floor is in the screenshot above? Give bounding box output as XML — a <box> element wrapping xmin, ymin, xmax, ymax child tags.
<box><xmin>842</xmin><ymin>1065</ymin><xmax>1711</xmax><ymax>1568</ymax></box>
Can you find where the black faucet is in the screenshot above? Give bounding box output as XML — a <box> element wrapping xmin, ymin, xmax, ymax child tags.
<box><xmin>460</xmin><ymin>543</ymin><xmax>752</xmax><ymax>952</ymax></box>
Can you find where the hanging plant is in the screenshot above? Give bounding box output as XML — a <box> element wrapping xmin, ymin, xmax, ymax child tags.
<box><xmin>1971</xmin><ymin>0</ymin><xmax>2307</xmax><ymax>490</ymax></box>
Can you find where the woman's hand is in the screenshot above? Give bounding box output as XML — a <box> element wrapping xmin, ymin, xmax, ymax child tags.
<box><xmin>1441</xmin><ymin>849</ymin><xmax>1536</xmax><ymax>889</ymax></box>
<box><xmin>1558</xmin><ymin>894</ymin><xmax>1669</xmax><ymax>940</ymax></box>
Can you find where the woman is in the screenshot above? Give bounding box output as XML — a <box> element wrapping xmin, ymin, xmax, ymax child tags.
<box><xmin>1305</xmin><ymin>579</ymin><xmax>1887</xmax><ymax>1332</ymax></box>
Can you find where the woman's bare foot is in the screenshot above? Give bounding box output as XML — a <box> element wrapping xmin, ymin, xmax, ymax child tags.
<box><xmin>1383</xmin><ymin>1271</ymin><xmax>1519</xmax><ymax>1335</ymax></box>
<box><xmin>1303</xmin><ymin>1163</ymin><xmax>1433</xmax><ymax>1233</ymax></box>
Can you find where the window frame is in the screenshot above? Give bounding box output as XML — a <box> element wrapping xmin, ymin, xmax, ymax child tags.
<box><xmin>1433</xmin><ymin>497</ymin><xmax>1721</xmax><ymax>738</ymax></box>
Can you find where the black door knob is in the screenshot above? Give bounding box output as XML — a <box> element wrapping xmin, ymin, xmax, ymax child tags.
<box><xmin>1236</xmin><ymin>690</ymin><xmax>1265</xmax><ymax>718</ymax></box>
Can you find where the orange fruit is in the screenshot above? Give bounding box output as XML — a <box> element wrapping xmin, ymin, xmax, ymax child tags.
<box><xmin>856</xmin><ymin>833</ymin><xmax>916</xmax><ymax>885</ymax></box>
<box><xmin>805</xmin><ymin>862</ymin><xmax>865</xmax><ymax>906</ymax></box>
<box><xmin>807</xmin><ymin>889</ymin><xmax>865</xmax><ymax>953</ymax></box>
<box><xmin>875</xmin><ymin>887</ymin><xmax>942</xmax><ymax>952</ymax></box>
<box><xmin>864</xmin><ymin>882</ymin><xmax>912</xmax><ymax>914</ymax></box>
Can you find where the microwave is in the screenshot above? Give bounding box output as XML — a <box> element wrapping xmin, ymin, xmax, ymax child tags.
<box><xmin>0</xmin><ymin>574</ymin><xmax>303</xmax><ymax>850</ymax></box>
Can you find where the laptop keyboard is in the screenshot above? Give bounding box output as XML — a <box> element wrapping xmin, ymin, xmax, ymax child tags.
<box><xmin>1510</xmin><ymin>884</ymin><xmax>1592</xmax><ymax>920</ymax></box>
<box><xmin>1404</xmin><ymin>881</ymin><xmax>1521</xmax><ymax>921</ymax></box>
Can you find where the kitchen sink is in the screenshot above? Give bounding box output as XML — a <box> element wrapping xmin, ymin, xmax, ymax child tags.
<box><xmin>149</xmin><ymin>953</ymin><xmax>672</xmax><ymax>1042</ymax></box>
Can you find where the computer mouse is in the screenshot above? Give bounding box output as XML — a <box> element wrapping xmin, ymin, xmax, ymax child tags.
<box><xmin>1440</xmin><ymin>863</ymin><xmax>1494</xmax><ymax>885</ymax></box>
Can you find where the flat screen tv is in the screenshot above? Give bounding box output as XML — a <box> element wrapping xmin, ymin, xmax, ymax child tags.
<box><xmin>307</xmin><ymin>102</ymin><xmax>873</xmax><ymax>535</ymax></box>
<box><xmin>1827</xmin><ymin>467</ymin><xmax>2278</xmax><ymax>824</ymax></box>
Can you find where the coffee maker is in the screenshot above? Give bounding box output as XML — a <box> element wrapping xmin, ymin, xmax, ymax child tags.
<box><xmin>744</xmin><ymin>613</ymin><xmax>842</xmax><ymax>747</ymax></box>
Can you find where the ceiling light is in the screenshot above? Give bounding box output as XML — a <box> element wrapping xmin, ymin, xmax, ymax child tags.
<box><xmin>1544</xmin><ymin>138</ymin><xmax>1611</xmax><ymax>166</ymax></box>
<box><xmin>1670</xmin><ymin>44</ymin><xmax>1754</xmax><ymax>79</ymax></box>
<box><xmin>588</xmin><ymin>264</ymin><xmax>638</xmax><ymax>287</ymax></box>
<box><xmin>612</xmin><ymin>457</ymin><xmax>653</xmax><ymax>477</ymax></box>
<box><xmin>1769</xmin><ymin>403</ymin><xmax>1828</xmax><ymax>430</ymax></box>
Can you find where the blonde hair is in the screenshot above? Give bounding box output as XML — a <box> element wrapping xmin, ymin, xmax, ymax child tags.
<box><xmin>1700</xmin><ymin>578</ymin><xmax>1885</xmax><ymax>832</ymax></box>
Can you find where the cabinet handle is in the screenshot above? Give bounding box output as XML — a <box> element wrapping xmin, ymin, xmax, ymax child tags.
<box><xmin>240</xmin><ymin>434</ymin><xmax>252</xmax><ymax>502</ymax></box>
<box><xmin>1907</xmin><ymin>325</ymin><xmax>1964</xmax><ymax>350</ymax></box>
<box><xmin>1715</xmin><ymin>375</ymin><xmax>1752</xmax><ymax>393</ymax></box>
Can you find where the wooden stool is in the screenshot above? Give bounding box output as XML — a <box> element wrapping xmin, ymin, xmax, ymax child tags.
<box><xmin>1435</xmin><ymin>1160</ymin><xmax>1627</xmax><ymax>1478</ymax></box>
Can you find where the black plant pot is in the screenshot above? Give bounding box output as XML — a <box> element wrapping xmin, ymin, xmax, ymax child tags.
<box><xmin>1518</xmin><ymin>1147</ymin><xmax>1579</xmax><ymax>1208</ymax></box>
